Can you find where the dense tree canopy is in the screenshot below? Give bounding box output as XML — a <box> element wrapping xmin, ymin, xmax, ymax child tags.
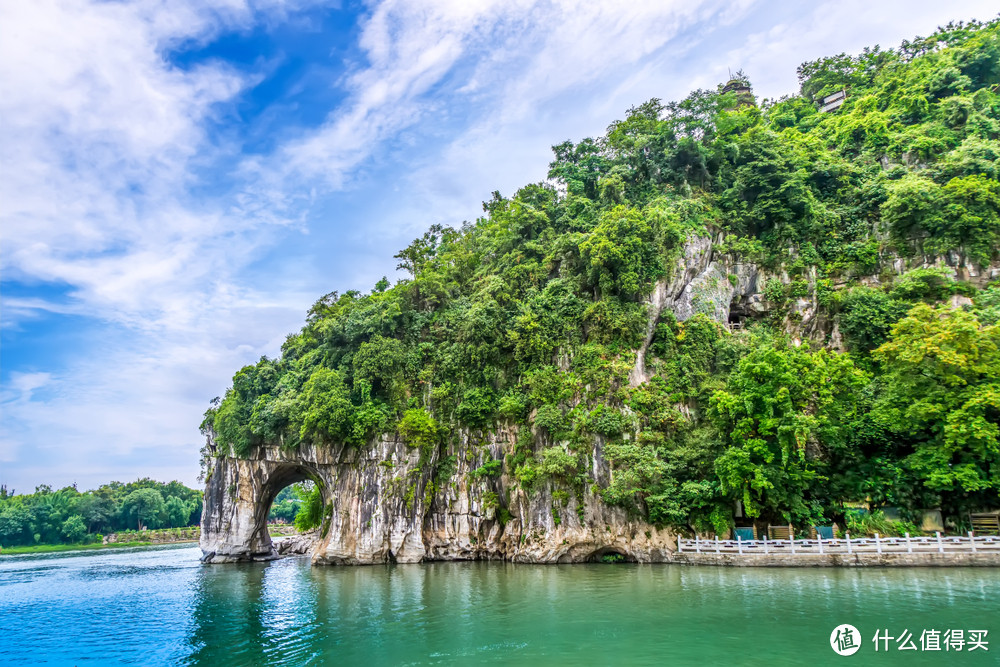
<box><xmin>0</xmin><ymin>479</ymin><xmax>202</xmax><ymax>548</ymax></box>
<box><xmin>203</xmin><ymin>18</ymin><xmax>1000</xmax><ymax>533</ymax></box>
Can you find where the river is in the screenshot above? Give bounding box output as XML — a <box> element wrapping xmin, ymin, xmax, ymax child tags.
<box><xmin>0</xmin><ymin>543</ymin><xmax>996</xmax><ymax>665</ymax></box>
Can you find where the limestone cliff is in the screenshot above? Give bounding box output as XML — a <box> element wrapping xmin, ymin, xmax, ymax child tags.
<box><xmin>200</xmin><ymin>435</ymin><xmax>675</xmax><ymax>564</ymax></box>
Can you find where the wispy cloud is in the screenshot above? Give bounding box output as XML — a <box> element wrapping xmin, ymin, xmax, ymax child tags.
<box><xmin>4</xmin><ymin>0</ymin><xmax>234</xmax><ymax>325</ymax></box>
<box><xmin>259</xmin><ymin>0</ymin><xmax>744</xmax><ymax>192</ymax></box>
<box><xmin>722</xmin><ymin>0</ymin><xmax>1000</xmax><ymax>100</ymax></box>
<box><xmin>0</xmin><ymin>0</ymin><xmax>321</xmax><ymax>488</ymax></box>
<box><xmin>3</xmin><ymin>0</ymin><xmax>998</xmax><ymax>490</ymax></box>
<box><xmin>345</xmin><ymin>0</ymin><xmax>1000</xmax><ymax>243</ymax></box>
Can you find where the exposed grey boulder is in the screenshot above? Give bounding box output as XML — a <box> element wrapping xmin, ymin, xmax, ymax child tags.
<box><xmin>274</xmin><ymin>530</ymin><xmax>320</xmax><ymax>556</ymax></box>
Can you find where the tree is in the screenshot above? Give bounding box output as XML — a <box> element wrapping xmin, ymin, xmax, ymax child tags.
<box><xmin>873</xmin><ymin>305</ymin><xmax>1000</xmax><ymax>512</ymax></box>
<box><xmin>548</xmin><ymin>138</ymin><xmax>608</xmax><ymax>199</ymax></box>
<box><xmin>296</xmin><ymin>367</ymin><xmax>354</xmax><ymax>444</ymax></box>
<box><xmin>60</xmin><ymin>515</ymin><xmax>88</xmax><ymax>543</ymax></box>
<box><xmin>353</xmin><ymin>334</ymin><xmax>410</xmax><ymax>403</ymax></box>
<box><xmin>710</xmin><ymin>345</ymin><xmax>869</xmax><ymax>524</ymax></box>
<box><xmin>269</xmin><ymin>486</ymin><xmax>300</xmax><ymax>523</ymax></box>
<box><xmin>293</xmin><ymin>483</ymin><xmax>324</xmax><ymax>532</ymax></box>
<box><xmin>164</xmin><ymin>496</ymin><xmax>192</xmax><ymax>528</ymax></box>
<box><xmin>398</xmin><ymin>408</ymin><xmax>440</xmax><ymax>464</ymax></box>
<box><xmin>938</xmin><ymin>175</ymin><xmax>1000</xmax><ymax>266</ymax></box>
<box><xmin>797</xmin><ymin>48</ymin><xmax>894</xmax><ymax>102</ymax></box>
<box><xmin>839</xmin><ymin>288</ymin><xmax>908</xmax><ymax>354</ymax></box>
<box><xmin>76</xmin><ymin>494</ymin><xmax>114</xmax><ymax>533</ymax></box>
<box><xmin>393</xmin><ymin>224</ymin><xmax>454</xmax><ymax>279</ymax></box>
<box><xmin>717</xmin><ymin>127</ymin><xmax>819</xmax><ymax>241</ymax></box>
<box><xmin>883</xmin><ymin>174</ymin><xmax>1000</xmax><ymax>265</ymax></box>
<box><xmin>121</xmin><ymin>489</ymin><xmax>165</xmax><ymax>530</ymax></box>
<box><xmin>455</xmin><ymin>387</ymin><xmax>497</xmax><ymax>428</ymax></box>
<box><xmin>0</xmin><ymin>505</ymin><xmax>33</xmax><ymax>546</ymax></box>
<box><xmin>579</xmin><ymin>205</ymin><xmax>662</xmax><ymax>299</ymax></box>
<box><xmin>882</xmin><ymin>173</ymin><xmax>944</xmax><ymax>243</ymax></box>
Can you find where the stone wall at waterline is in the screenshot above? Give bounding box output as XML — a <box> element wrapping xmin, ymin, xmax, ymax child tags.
<box><xmin>668</xmin><ymin>552</ymin><xmax>1000</xmax><ymax>567</ymax></box>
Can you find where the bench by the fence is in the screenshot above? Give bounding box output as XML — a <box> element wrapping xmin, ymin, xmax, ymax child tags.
<box><xmin>971</xmin><ymin>513</ymin><xmax>1000</xmax><ymax>536</ymax></box>
<box><xmin>678</xmin><ymin>532</ymin><xmax>1000</xmax><ymax>555</ymax></box>
<box><xmin>768</xmin><ymin>524</ymin><xmax>792</xmax><ymax>540</ymax></box>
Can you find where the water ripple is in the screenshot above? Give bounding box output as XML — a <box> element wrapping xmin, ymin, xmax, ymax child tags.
<box><xmin>1</xmin><ymin>547</ymin><xmax>997</xmax><ymax>666</ymax></box>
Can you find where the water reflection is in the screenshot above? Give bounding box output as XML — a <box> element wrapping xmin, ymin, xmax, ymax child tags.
<box><xmin>2</xmin><ymin>546</ymin><xmax>996</xmax><ymax>666</ymax></box>
<box><xmin>178</xmin><ymin>561</ymin><xmax>999</xmax><ymax>667</ymax></box>
<box><xmin>186</xmin><ymin>559</ymin><xmax>309</xmax><ymax>666</ymax></box>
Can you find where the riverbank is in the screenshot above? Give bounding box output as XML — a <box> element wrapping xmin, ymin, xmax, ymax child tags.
<box><xmin>2</xmin><ymin>526</ymin><xmax>203</xmax><ymax>556</ymax></box>
<box><xmin>0</xmin><ymin>540</ymin><xmax>155</xmax><ymax>555</ymax></box>
<box><xmin>104</xmin><ymin>527</ymin><xmax>201</xmax><ymax>545</ymax></box>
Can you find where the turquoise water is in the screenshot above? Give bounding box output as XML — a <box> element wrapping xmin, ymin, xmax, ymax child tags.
<box><xmin>0</xmin><ymin>544</ymin><xmax>997</xmax><ymax>666</ymax></box>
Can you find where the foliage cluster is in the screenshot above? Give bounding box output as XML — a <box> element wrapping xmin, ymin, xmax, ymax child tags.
<box><xmin>845</xmin><ymin>510</ymin><xmax>922</xmax><ymax>538</ymax></box>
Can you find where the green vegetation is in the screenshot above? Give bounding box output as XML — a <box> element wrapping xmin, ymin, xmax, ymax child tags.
<box><xmin>292</xmin><ymin>483</ymin><xmax>325</xmax><ymax>532</ymax></box>
<box><xmin>0</xmin><ymin>541</ymin><xmax>153</xmax><ymax>555</ymax></box>
<box><xmin>268</xmin><ymin>485</ymin><xmax>301</xmax><ymax>523</ymax></box>
<box><xmin>203</xmin><ymin>19</ymin><xmax>1000</xmax><ymax>535</ymax></box>
<box><xmin>268</xmin><ymin>482</ymin><xmax>328</xmax><ymax>532</ymax></box>
<box><xmin>844</xmin><ymin>510</ymin><xmax>922</xmax><ymax>538</ymax></box>
<box><xmin>0</xmin><ymin>479</ymin><xmax>202</xmax><ymax>549</ymax></box>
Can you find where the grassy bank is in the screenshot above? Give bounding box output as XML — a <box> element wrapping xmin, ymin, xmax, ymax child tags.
<box><xmin>0</xmin><ymin>540</ymin><xmax>158</xmax><ymax>555</ymax></box>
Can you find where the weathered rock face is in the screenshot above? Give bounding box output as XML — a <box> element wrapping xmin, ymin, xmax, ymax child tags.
<box><xmin>200</xmin><ymin>433</ymin><xmax>676</xmax><ymax>565</ymax></box>
<box><xmin>627</xmin><ymin>233</ymin><xmax>1000</xmax><ymax>380</ymax></box>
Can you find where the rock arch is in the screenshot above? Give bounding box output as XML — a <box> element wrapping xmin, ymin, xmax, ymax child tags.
<box><xmin>584</xmin><ymin>546</ymin><xmax>637</xmax><ymax>563</ymax></box>
<box><xmin>199</xmin><ymin>439</ymin><xmax>439</xmax><ymax>565</ymax></box>
<box><xmin>199</xmin><ymin>454</ymin><xmax>327</xmax><ymax>563</ymax></box>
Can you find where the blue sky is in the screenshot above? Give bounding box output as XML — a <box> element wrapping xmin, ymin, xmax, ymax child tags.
<box><xmin>2</xmin><ymin>0</ymin><xmax>998</xmax><ymax>492</ymax></box>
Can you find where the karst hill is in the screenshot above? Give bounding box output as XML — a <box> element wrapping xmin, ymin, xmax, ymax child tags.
<box><xmin>200</xmin><ymin>19</ymin><xmax>1000</xmax><ymax>564</ymax></box>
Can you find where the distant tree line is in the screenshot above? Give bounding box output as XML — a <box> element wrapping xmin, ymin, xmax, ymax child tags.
<box><xmin>268</xmin><ymin>485</ymin><xmax>300</xmax><ymax>523</ymax></box>
<box><xmin>0</xmin><ymin>479</ymin><xmax>202</xmax><ymax>547</ymax></box>
<box><xmin>268</xmin><ymin>482</ymin><xmax>324</xmax><ymax>532</ymax></box>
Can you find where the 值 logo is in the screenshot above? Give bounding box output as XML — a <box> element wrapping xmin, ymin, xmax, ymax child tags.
<box><xmin>831</xmin><ymin>624</ymin><xmax>861</xmax><ymax>656</ymax></box>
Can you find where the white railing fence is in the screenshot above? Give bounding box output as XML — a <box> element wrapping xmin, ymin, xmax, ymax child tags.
<box><xmin>677</xmin><ymin>532</ymin><xmax>1000</xmax><ymax>555</ymax></box>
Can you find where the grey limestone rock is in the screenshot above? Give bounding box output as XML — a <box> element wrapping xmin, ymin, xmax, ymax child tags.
<box><xmin>201</xmin><ymin>433</ymin><xmax>676</xmax><ymax>565</ymax></box>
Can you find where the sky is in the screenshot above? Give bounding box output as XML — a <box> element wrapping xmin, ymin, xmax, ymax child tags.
<box><xmin>2</xmin><ymin>0</ymin><xmax>998</xmax><ymax>493</ymax></box>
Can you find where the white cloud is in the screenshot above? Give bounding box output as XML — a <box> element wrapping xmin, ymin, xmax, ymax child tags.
<box><xmin>3</xmin><ymin>0</ymin><xmax>998</xmax><ymax>491</ymax></box>
<box><xmin>262</xmin><ymin>0</ymin><xmax>519</xmax><ymax>189</ymax></box>
<box><xmin>0</xmin><ymin>373</ymin><xmax>51</xmax><ymax>464</ymax></box>
<box><xmin>2</xmin><ymin>0</ymin><xmax>239</xmax><ymax>325</ymax></box>
<box><xmin>266</xmin><ymin>1</ymin><xmax>746</xmax><ymax>187</ymax></box>
<box><xmin>251</xmin><ymin>0</ymin><xmax>749</xmax><ymax>241</ymax></box>
<box><xmin>725</xmin><ymin>0</ymin><xmax>1000</xmax><ymax>101</ymax></box>
<box><xmin>0</xmin><ymin>0</ymin><xmax>323</xmax><ymax>489</ymax></box>
<box><xmin>0</xmin><ymin>303</ymin><xmax>304</xmax><ymax>481</ymax></box>
<box><xmin>0</xmin><ymin>0</ymin><xmax>334</xmax><ymax>325</ymax></box>
<box><xmin>359</xmin><ymin>0</ymin><xmax>1000</xmax><ymax>243</ymax></box>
